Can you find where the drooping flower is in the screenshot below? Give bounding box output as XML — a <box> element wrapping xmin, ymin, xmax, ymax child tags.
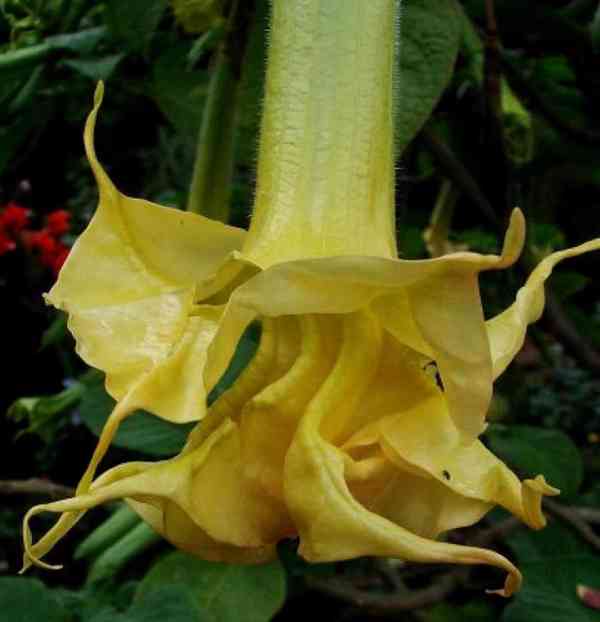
<box><xmin>22</xmin><ymin>1</ymin><xmax>600</xmax><ymax>596</ymax></box>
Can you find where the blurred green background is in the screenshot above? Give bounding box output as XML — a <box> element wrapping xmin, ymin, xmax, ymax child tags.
<box><xmin>1</xmin><ymin>1</ymin><xmax>599</xmax><ymax>620</ymax></box>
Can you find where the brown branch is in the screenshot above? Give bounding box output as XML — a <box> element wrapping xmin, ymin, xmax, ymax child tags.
<box><xmin>544</xmin><ymin>499</ymin><xmax>600</xmax><ymax>552</ymax></box>
<box><xmin>307</xmin><ymin>571</ymin><xmax>462</xmax><ymax>616</ymax></box>
<box><xmin>484</xmin><ymin>0</ymin><xmax>502</xmax><ymax>120</ymax></box>
<box><xmin>573</xmin><ymin>507</ymin><xmax>600</xmax><ymax>525</ymax></box>
<box><xmin>0</xmin><ymin>478</ymin><xmax>74</xmax><ymax>500</ymax></box>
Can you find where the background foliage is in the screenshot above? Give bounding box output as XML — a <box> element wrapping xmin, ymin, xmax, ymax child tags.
<box><xmin>1</xmin><ymin>1</ymin><xmax>599</xmax><ymax>620</ymax></box>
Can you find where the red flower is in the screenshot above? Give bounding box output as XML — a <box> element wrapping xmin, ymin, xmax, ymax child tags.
<box><xmin>0</xmin><ymin>227</ymin><xmax>16</xmax><ymax>256</ymax></box>
<box><xmin>1</xmin><ymin>202</ymin><xmax>31</xmax><ymax>235</ymax></box>
<box><xmin>45</xmin><ymin>210</ymin><xmax>71</xmax><ymax>237</ymax></box>
<box><xmin>50</xmin><ymin>243</ymin><xmax>69</xmax><ymax>276</ymax></box>
<box><xmin>25</xmin><ymin>229</ymin><xmax>57</xmax><ymax>257</ymax></box>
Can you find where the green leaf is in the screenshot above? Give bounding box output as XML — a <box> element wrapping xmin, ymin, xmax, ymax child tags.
<box><xmin>105</xmin><ymin>0</ymin><xmax>167</xmax><ymax>53</ymax></box>
<box><xmin>127</xmin><ymin>586</ymin><xmax>207</xmax><ymax>622</ymax></box>
<box><xmin>40</xmin><ymin>311</ymin><xmax>68</xmax><ymax>350</ymax></box>
<box><xmin>75</xmin><ymin>504</ymin><xmax>141</xmax><ymax>561</ymax></box>
<box><xmin>208</xmin><ymin>322</ymin><xmax>261</xmax><ymax>404</ymax></box>
<box><xmin>551</xmin><ymin>271</ymin><xmax>591</xmax><ymax>302</ymax></box>
<box><xmin>150</xmin><ymin>41</ymin><xmax>208</xmax><ymax>135</ymax></box>
<box><xmin>62</xmin><ymin>54</ymin><xmax>124</xmax><ymax>81</ymax></box>
<box><xmin>485</xmin><ymin>425</ymin><xmax>583</xmax><ymax>498</ymax></box>
<box><xmin>188</xmin><ymin>24</ymin><xmax>225</xmax><ymax>68</ymax></box>
<box><xmin>507</xmin><ymin>521</ymin><xmax>589</xmax><ymax>563</ymax></box>
<box><xmin>87</xmin><ymin>522</ymin><xmax>160</xmax><ymax>585</ymax></box>
<box><xmin>47</xmin><ymin>27</ymin><xmax>107</xmax><ymax>54</ymax></box>
<box><xmin>395</xmin><ymin>0</ymin><xmax>462</xmax><ymax>154</ymax></box>
<box><xmin>425</xmin><ymin>601</ymin><xmax>496</xmax><ymax>622</ymax></box>
<box><xmin>88</xmin><ymin>586</ymin><xmax>206</xmax><ymax>622</ymax></box>
<box><xmin>0</xmin><ymin>577</ymin><xmax>70</xmax><ymax>622</ymax></box>
<box><xmin>137</xmin><ymin>552</ymin><xmax>286</xmax><ymax>622</ymax></box>
<box><xmin>8</xmin><ymin>382</ymin><xmax>86</xmax><ymax>442</ymax></box>
<box><xmin>503</xmin><ymin>523</ymin><xmax>600</xmax><ymax>621</ymax></box>
<box><xmin>503</xmin><ymin>555</ymin><xmax>600</xmax><ymax>622</ymax></box>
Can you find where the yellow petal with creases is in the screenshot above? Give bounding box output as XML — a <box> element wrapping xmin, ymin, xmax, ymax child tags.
<box><xmin>22</xmin><ymin>417</ymin><xmax>291</xmax><ymax>571</ymax></box>
<box><xmin>376</xmin><ymin>395</ymin><xmax>559</xmax><ymax>529</ymax></box>
<box><xmin>46</xmin><ymin>82</ymin><xmax>246</xmax><ymax>403</ymax></box>
<box><xmin>282</xmin><ymin>312</ymin><xmax>521</xmax><ymax>596</ymax></box>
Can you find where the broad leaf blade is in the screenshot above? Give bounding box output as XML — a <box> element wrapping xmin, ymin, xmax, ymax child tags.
<box><xmin>485</xmin><ymin>424</ymin><xmax>583</xmax><ymax>498</ymax></box>
<box><xmin>396</xmin><ymin>0</ymin><xmax>462</xmax><ymax>154</ymax></box>
<box><xmin>137</xmin><ymin>552</ymin><xmax>286</xmax><ymax>622</ymax></box>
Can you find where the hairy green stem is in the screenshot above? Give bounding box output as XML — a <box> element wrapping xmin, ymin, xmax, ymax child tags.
<box><xmin>186</xmin><ymin>48</ymin><xmax>238</xmax><ymax>220</ymax></box>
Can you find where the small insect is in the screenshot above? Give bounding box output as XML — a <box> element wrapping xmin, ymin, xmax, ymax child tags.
<box><xmin>423</xmin><ymin>361</ymin><xmax>444</xmax><ymax>392</ymax></box>
<box><xmin>442</xmin><ymin>470</ymin><xmax>451</xmax><ymax>481</ymax></box>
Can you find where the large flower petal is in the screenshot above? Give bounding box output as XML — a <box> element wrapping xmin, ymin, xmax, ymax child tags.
<box><xmin>283</xmin><ymin>315</ymin><xmax>522</xmax><ymax>596</ymax></box>
<box><xmin>345</xmin><ymin>452</ymin><xmax>493</xmax><ymax>540</ymax></box>
<box><xmin>487</xmin><ymin>239</ymin><xmax>600</xmax><ymax>379</ymax></box>
<box><xmin>47</xmin><ymin>83</ymin><xmax>246</xmax><ymax>403</ymax></box>
<box><xmin>376</xmin><ymin>395</ymin><xmax>559</xmax><ymax>529</ymax></box>
<box><xmin>206</xmin><ymin>209</ymin><xmax>525</xmax><ymax>434</ymax></box>
<box><xmin>21</xmin><ymin>431</ymin><xmax>282</xmax><ymax>571</ymax></box>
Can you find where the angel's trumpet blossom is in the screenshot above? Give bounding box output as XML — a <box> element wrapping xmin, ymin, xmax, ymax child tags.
<box><xmin>23</xmin><ymin>0</ymin><xmax>600</xmax><ymax>597</ymax></box>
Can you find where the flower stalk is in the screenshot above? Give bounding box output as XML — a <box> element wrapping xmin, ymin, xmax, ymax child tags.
<box><xmin>242</xmin><ymin>0</ymin><xmax>398</xmax><ymax>265</ymax></box>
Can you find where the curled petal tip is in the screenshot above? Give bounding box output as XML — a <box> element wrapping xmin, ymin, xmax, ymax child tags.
<box><xmin>522</xmin><ymin>475</ymin><xmax>560</xmax><ymax>529</ymax></box>
<box><xmin>526</xmin><ymin>474</ymin><xmax>560</xmax><ymax>496</ymax></box>
<box><xmin>500</xmin><ymin>208</ymin><xmax>526</xmax><ymax>267</ymax></box>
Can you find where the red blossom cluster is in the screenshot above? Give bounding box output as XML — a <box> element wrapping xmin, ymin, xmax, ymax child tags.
<box><xmin>0</xmin><ymin>202</ymin><xmax>71</xmax><ymax>276</ymax></box>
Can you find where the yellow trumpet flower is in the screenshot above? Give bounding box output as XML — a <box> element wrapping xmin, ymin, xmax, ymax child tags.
<box><xmin>22</xmin><ymin>1</ymin><xmax>600</xmax><ymax>597</ymax></box>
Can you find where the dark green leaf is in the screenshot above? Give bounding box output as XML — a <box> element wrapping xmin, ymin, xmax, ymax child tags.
<box><xmin>507</xmin><ymin>521</ymin><xmax>589</xmax><ymax>563</ymax></box>
<box><xmin>88</xmin><ymin>586</ymin><xmax>206</xmax><ymax>622</ymax></box>
<box><xmin>485</xmin><ymin>424</ymin><xmax>583</xmax><ymax>498</ymax></box>
<box><xmin>127</xmin><ymin>586</ymin><xmax>207</xmax><ymax>622</ymax></box>
<box><xmin>8</xmin><ymin>382</ymin><xmax>85</xmax><ymax>442</ymax></box>
<box><xmin>188</xmin><ymin>25</ymin><xmax>225</xmax><ymax>68</ymax></box>
<box><xmin>208</xmin><ymin>322</ymin><xmax>261</xmax><ymax>404</ymax></box>
<box><xmin>551</xmin><ymin>271</ymin><xmax>591</xmax><ymax>301</ymax></box>
<box><xmin>396</xmin><ymin>0</ymin><xmax>462</xmax><ymax>154</ymax></box>
<box><xmin>0</xmin><ymin>577</ymin><xmax>70</xmax><ymax>622</ymax></box>
<box><xmin>78</xmin><ymin>378</ymin><xmax>191</xmax><ymax>457</ymax></box>
<box><xmin>40</xmin><ymin>311</ymin><xmax>68</xmax><ymax>350</ymax></box>
<box><xmin>137</xmin><ymin>551</ymin><xmax>286</xmax><ymax>622</ymax></box>
<box><xmin>47</xmin><ymin>27</ymin><xmax>107</xmax><ymax>54</ymax></box>
<box><xmin>425</xmin><ymin>601</ymin><xmax>496</xmax><ymax>622</ymax></box>
<box><xmin>63</xmin><ymin>54</ymin><xmax>124</xmax><ymax>81</ymax></box>
<box><xmin>503</xmin><ymin>555</ymin><xmax>600</xmax><ymax>622</ymax></box>
<box><xmin>105</xmin><ymin>0</ymin><xmax>167</xmax><ymax>53</ymax></box>
<box><xmin>75</xmin><ymin>504</ymin><xmax>141</xmax><ymax>561</ymax></box>
<box><xmin>150</xmin><ymin>41</ymin><xmax>208</xmax><ymax>135</ymax></box>
<box><xmin>503</xmin><ymin>523</ymin><xmax>600</xmax><ymax>621</ymax></box>
<box><xmin>87</xmin><ymin>522</ymin><xmax>160</xmax><ymax>585</ymax></box>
